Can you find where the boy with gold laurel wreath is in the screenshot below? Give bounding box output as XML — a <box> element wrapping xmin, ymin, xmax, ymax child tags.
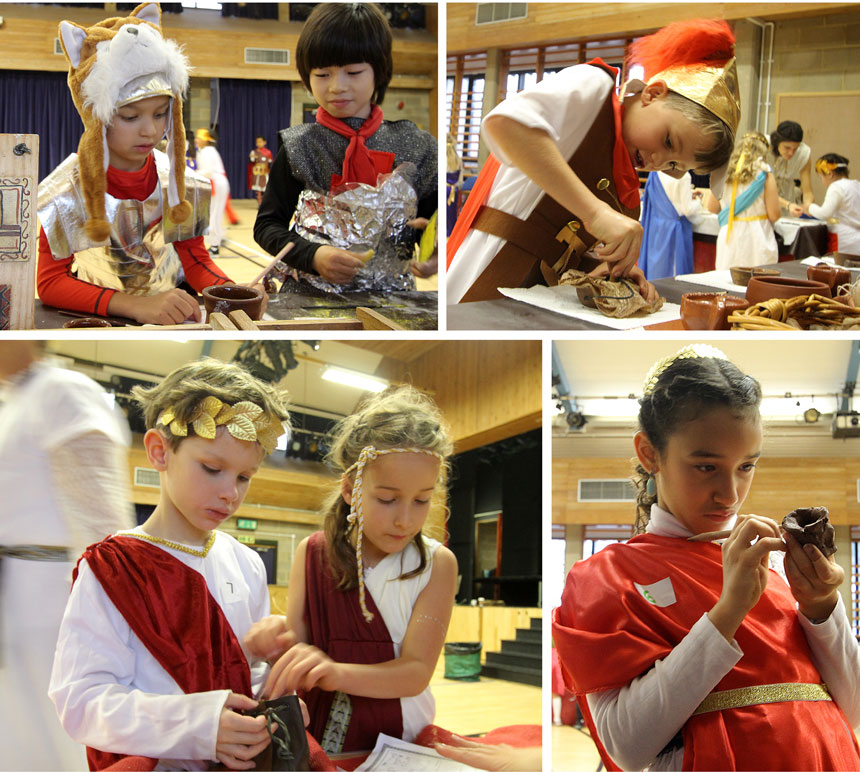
<box><xmin>49</xmin><ymin>359</ymin><xmax>291</xmax><ymax>771</ymax></box>
<box><xmin>447</xmin><ymin>19</ymin><xmax>741</xmax><ymax>305</ymax></box>
<box><xmin>36</xmin><ymin>3</ymin><xmax>262</xmax><ymax>325</ymax></box>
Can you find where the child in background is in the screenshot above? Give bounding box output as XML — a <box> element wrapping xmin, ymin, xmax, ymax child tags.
<box><xmin>447</xmin><ymin>19</ymin><xmax>740</xmax><ymax>304</ymax></box>
<box><xmin>790</xmin><ymin>154</ymin><xmax>860</xmax><ymax>257</ymax></box>
<box><xmin>49</xmin><ymin>358</ymin><xmax>291</xmax><ymax>771</ymax></box>
<box><xmin>195</xmin><ymin>128</ymin><xmax>230</xmax><ymax>255</ymax></box>
<box><xmin>553</xmin><ymin>345</ymin><xmax>860</xmax><ymax>771</ymax></box>
<box><xmin>254</xmin><ymin>3</ymin><xmax>437</xmax><ymax>288</ymax></box>
<box><xmin>245</xmin><ymin>386</ymin><xmax>457</xmax><ymax>754</ymax></box>
<box><xmin>707</xmin><ymin>131</ymin><xmax>779</xmax><ymax>269</ymax></box>
<box><xmin>248</xmin><ymin>135</ymin><xmax>273</xmax><ymax>206</ymax></box>
<box><xmin>36</xmin><ymin>3</ymin><xmax>241</xmax><ymax>325</ymax></box>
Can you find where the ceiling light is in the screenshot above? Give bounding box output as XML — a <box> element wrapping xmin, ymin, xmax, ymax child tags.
<box><xmin>321</xmin><ymin>366</ymin><xmax>387</xmax><ymax>393</ymax></box>
<box><xmin>803</xmin><ymin>407</ymin><xmax>821</xmax><ymax>424</ymax></box>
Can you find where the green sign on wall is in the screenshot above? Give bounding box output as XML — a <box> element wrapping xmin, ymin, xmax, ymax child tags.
<box><xmin>237</xmin><ymin>518</ymin><xmax>258</xmax><ymax>530</ymax></box>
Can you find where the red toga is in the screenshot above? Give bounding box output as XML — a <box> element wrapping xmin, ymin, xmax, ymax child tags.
<box><xmin>301</xmin><ymin>531</ymin><xmax>403</xmax><ymax>752</ymax></box>
<box><xmin>552</xmin><ymin>533</ymin><xmax>860</xmax><ymax>771</ymax></box>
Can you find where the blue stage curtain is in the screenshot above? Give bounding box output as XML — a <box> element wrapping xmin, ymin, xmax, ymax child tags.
<box><xmin>0</xmin><ymin>70</ymin><xmax>83</xmax><ymax>182</ymax></box>
<box><xmin>211</xmin><ymin>78</ymin><xmax>292</xmax><ymax>199</ymax></box>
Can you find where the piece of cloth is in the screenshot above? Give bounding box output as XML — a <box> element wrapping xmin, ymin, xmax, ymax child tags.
<box><xmin>639</xmin><ymin>172</ymin><xmax>694</xmax><ymax>279</ymax></box>
<box><xmin>314</xmin><ymin>105</ymin><xmax>395</xmax><ymax>189</ymax></box>
<box><xmin>447</xmin><ymin>62</ymin><xmax>639</xmax><ymax>303</ymax></box>
<box><xmin>809</xmin><ymin>178</ymin><xmax>860</xmax><ymax>256</ymax></box>
<box><xmin>715</xmin><ymin>171</ymin><xmax>778</xmax><ymax>270</ymax></box>
<box><xmin>0</xmin><ymin>361</ymin><xmax>132</xmax><ymax>772</ymax></box>
<box><xmin>37</xmin><ymin>152</ymin><xmax>229</xmax><ymax>316</ymax></box>
<box><xmin>302</xmin><ymin>531</ymin><xmax>439</xmax><ymax>752</ymax></box>
<box><xmin>254</xmin><ymin>115</ymin><xmax>436</xmax><ymax>274</ymax></box>
<box><xmin>772</xmin><ymin>141</ymin><xmax>811</xmax><ymax>209</ymax></box>
<box><xmin>553</xmin><ymin>503</ymin><xmax>860</xmax><ymax>771</ymax></box>
<box><xmin>49</xmin><ymin>527</ymin><xmax>270</xmax><ymax>770</ymax></box>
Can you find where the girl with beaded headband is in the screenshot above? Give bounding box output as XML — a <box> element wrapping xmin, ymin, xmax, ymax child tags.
<box><xmin>553</xmin><ymin>344</ymin><xmax>860</xmax><ymax>771</ymax></box>
<box><xmin>704</xmin><ymin>131</ymin><xmax>780</xmax><ymax>270</ymax></box>
<box><xmin>245</xmin><ymin>385</ymin><xmax>457</xmax><ymax>754</ymax></box>
<box><xmin>790</xmin><ymin>153</ymin><xmax>860</xmax><ymax>257</ymax></box>
<box><xmin>49</xmin><ymin>358</ymin><xmax>291</xmax><ymax>770</ymax></box>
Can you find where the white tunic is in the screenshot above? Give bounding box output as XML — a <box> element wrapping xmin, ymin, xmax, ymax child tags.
<box><xmin>586</xmin><ymin>505</ymin><xmax>860</xmax><ymax>771</ymax></box>
<box><xmin>363</xmin><ymin>535</ymin><xmax>440</xmax><ymax>741</ymax></box>
<box><xmin>809</xmin><ymin>178</ymin><xmax>860</xmax><ymax>256</ymax></box>
<box><xmin>447</xmin><ymin>65</ymin><xmax>611</xmax><ymax>303</ymax></box>
<box><xmin>49</xmin><ymin>528</ymin><xmax>270</xmax><ymax>770</ymax></box>
<box><xmin>772</xmin><ymin>141</ymin><xmax>811</xmax><ymax>207</ymax></box>
<box><xmin>0</xmin><ymin>361</ymin><xmax>132</xmax><ymax>772</ymax></box>
<box><xmin>714</xmin><ymin>169</ymin><xmax>778</xmax><ymax>270</ymax></box>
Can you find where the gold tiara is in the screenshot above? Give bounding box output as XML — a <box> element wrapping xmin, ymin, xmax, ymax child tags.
<box><xmin>815</xmin><ymin>159</ymin><xmax>848</xmax><ymax>175</ymax></box>
<box><xmin>158</xmin><ymin>396</ymin><xmax>285</xmax><ymax>454</ymax></box>
<box><xmin>642</xmin><ymin>344</ymin><xmax>728</xmax><ymax>396</ymax></box>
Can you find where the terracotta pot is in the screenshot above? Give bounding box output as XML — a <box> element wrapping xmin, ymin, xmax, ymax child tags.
<box><xmin>745</xmin><ymin>276</ymin><xmax>831</xmax><ymax>304</ymax></box>
<box><xmin>807</xmin><ymin>263</ymin><xmax>851</xmax><ymax>291</ymax></box>
<box><xmin>202</xmin><ymin>283</ymin><xmax>265</xmax><ymax>321</ymax></box>
<box><xmin>729</xmin><ymin>266</ymin><xmax>780</xmax><ymax>287</ymax></box>
<box><xmin>681</xmin><ymin>292</ymin><xmax>749</xmax><ymax>330</ymax></box>
<box><xmin>62</xmin><ymin>317</ymin><xmax>114</xmax><ymax>328</ymax></box>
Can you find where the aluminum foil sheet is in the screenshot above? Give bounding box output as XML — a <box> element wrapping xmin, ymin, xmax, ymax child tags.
<box><xmin>293</xmin><ymin>165</ymin><xmax>418</xmax><ymax>293</ymax></box>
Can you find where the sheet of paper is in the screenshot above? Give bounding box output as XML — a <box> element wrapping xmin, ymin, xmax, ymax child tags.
<box><xmin>498</xmin><ymin>284</ymin><xmax>681</xmax><ymax>329</ymax></box>
<box><xmin>674</xmin><ymin>270</ymin><xmax>744</xmax><ymax>293</ymax></box>
<box><xmin>352</xmin><ymin>734</ymin><xmax>480</xmax><ymax>772</ymax></box>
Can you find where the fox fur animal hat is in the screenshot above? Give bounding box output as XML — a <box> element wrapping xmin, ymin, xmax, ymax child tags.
<box><xmin>59</xmin><ymin>2</ymin><xmax>191</xmax><ymax>241</ymax></box>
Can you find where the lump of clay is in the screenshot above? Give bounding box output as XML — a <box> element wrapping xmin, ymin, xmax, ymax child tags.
<box><xmin>781</xmin><ymin>507</ymin><xmax>836</xmax><ymax>556</ymax></box>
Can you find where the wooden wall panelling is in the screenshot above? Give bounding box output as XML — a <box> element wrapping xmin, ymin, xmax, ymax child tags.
<box><xmin>447</xmin><ymin>3</ymin><xmax>854</xmax><ymax>54</ymax></box>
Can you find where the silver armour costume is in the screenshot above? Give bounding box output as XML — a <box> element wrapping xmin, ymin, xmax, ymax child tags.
<box><xmin>37</xmin><ymin>150</ymin><xmax>210</xmax><ymax>295</ymax></box>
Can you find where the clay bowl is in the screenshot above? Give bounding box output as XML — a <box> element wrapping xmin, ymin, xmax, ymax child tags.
<box><xmin>202</xmin><ymin>283</ymin><xmax>265</xmax><ymax>322</ymax></box>
<box><xmin>681</xmin><ymin>292</ymin><xmax>750</xmax><ymax>330</ymax></box>
<box><xmin>807</xmin><ymin>263</ymin><xmax>851</xmax><ymax>291</ymax></box>
<box><xmin>62</xmin><ymin>317</ymin><xmax>114</xmax><ymax>329</ymax></box>
<box><xmin>832</xmin><ymin>252</ymin><xmax>860</xmax><ymax>269</ymax></box>
<box><xmin>745</xmin><ymin>276</ymin><xmax>831</xmax><ymax>304</ymax></box>
<box><xmin>729</xmin><ymin>266</ymin><xmax>781</xmax><ymax>287</ymax></box>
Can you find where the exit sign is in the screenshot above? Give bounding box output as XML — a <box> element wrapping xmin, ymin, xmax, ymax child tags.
<box><xmin>237</xmin><ymin>534</ymin><xmax>256</xmax><ymax>545</ymax></box>
<box><xmin>237</xmin><ymin>518</ymin><xmax>258</xmax><ymax>530</ymax></box>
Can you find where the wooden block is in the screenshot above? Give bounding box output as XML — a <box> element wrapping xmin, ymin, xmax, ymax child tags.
<box><xmin>0</xmin><ymin>134</ymin><xmax>39</xmax><ymax>329</ymax></box>
<box><xmin>254</xmin><ymin>318</ymin><xmax>364</xmax><ymax>331</ymax></box>
<box><xmin>208</xmin><ymin>312</ymin><xmax>237</xmax><ymax>330</ymax></box>
<box><xmin>356</xmin><ymin>306</ymin><xmax>405</xmax><ymax>330</ymax></box>
<box><xmin>228</xmin><ymin>309</ymin><xmax>259</xmax><ymax>330</ymax></box>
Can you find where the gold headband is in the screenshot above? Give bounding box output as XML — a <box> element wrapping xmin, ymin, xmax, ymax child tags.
<box><xmin>158</xmin><ymin>396</ymin><xmax>285</xmax><ymax>454</ymax></box>
<box><xmin>642</xmin><ymin>344</ymin><xmax>728</xmax><ymax>396</ymax></box>
<box><xmin>815</xmin><ymin>159</ymin><xmax>848</xmax><ymax>175</ymax></box>
<box><xmin>344</xmin><ymin>445</ymin><xmax>444</xmax><ymax>623</ymax></box>
<box><xmin>649</xmin><ymin>57</ymin><xmax>740</xmax><ymax>134</ymax></box>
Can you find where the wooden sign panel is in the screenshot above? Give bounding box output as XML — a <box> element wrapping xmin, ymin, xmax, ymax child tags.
<box><xmin>0</xmin><ymin>134</ymin><xmax>39</xmax><ymax>330</ymax></box>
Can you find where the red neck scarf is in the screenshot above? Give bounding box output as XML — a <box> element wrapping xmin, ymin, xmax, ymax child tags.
<box><xmin>315</xmin><ymin>104</ymin><xmax>395</xmax><ymax>190</ymax></box>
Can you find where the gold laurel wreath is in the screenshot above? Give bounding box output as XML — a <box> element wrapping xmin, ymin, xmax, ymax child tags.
<box><xmin>642</xmin><ymin>344</ymin><xmax>729</xmax><ymax>397</ymax></box>
<box><xmin>157</xmin><ymin>396</ymin><xmax>284</xmax><ymax>454</ymax></box>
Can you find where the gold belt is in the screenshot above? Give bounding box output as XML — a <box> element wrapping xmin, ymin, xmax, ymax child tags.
<box><xmin>732</xmin><ymin>214</ymin><xmax>768</xmax><ymax>222</ymax></box>
<box><xmin>693</xmin><ymin>683</ymin><xmax>831</xmax><ymax>716</ymax></box>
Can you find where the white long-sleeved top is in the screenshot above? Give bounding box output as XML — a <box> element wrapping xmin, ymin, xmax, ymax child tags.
<box><xmin>809</xmin><ymin>178</ymin><xmax>860</xmax><ymax>256</ymax></box>
<box><xmin>587</xmin><ymin>505</ymin><xmax>860</xmax><ymax>771</ymax></box>
<box><xmin>49</xmin><ymin>528</ymin><xmax>270</xmax><ymax>771</ymax></box>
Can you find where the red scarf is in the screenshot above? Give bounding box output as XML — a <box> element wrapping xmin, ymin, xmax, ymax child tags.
<box><xmin>315</xmin><ymin>104</ymin><xmax>395</xmax><ymax>190</ymax></box>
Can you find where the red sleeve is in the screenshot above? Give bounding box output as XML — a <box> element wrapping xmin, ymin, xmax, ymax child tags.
<box><xmin>37</xmin><ymin>228</ymin><xmax>116</xmax><ymax>316</ymax></box>
<box><xmin>174</xmin><ymin>235</ymin><xmax>232</xmax><ymax>291</ymax></box>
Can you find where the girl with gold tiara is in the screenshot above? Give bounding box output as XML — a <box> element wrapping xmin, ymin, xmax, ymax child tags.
<box><xmin>791</xmin><ymin>154</ymin><xmax>860</xmax><ymax>257</ymax></box>
<box><xmin>244</xmin><ymin>386</ymin><xmax>457</xmax><ymax>754</ymax></box>
<box><xmin>447</xmin><ymin>19</ymin><xmax>741</xmax><ymax>304</ymax></box>
<box><xmin>553</xmin><ymin>345</ymin><xmax>860</xmax><ymax>771</ymax></box>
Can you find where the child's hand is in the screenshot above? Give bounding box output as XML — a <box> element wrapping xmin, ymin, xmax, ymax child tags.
<box><xmin>244</xmin><ymin>615</ymin><xmax>295</xmax><ymax>662</ymax></box>
<box><xmin>783</xmin><ymin>530</ymin><xmax>844</xmax><ymax>622</ymax></box>
<box><xmin>110</xmin><ymin>288</ymin><xmax>202</xmax><ymax>325</ymax></box>
<box><xmin>410</xmin><ymin>255</ymin><xmax>438</xmax><ymax>279</ymax></box>
<box><xmin>264</xmin><ymin>643</ymin><xmax>341</xmax><ymax>698</ymax></box>
<box><xmin>708</xmin><ymin>514</ymin><xmax>785</xmax><ymax>641</ymax></box>
<box><xmin>215</xmin><ymin>692</ymin><xmax>271</xmax><ymax>770</ymax></box>
<box><xmin>312</xmin><ymin>246</ymin><xmax>366</xmax><ymax>284</ymax></box>
<box><xmin>435</xmin><ymin>736</ymin><xmax>542</xmax><ymax>771</ymax></box>
<box><xmin>588</xmin><ymin>205</ymin><xmax>643</xmax><ymax>277</ymax></box>
<box><xmin>788</xmin><ymin>203</ymin><xmax>805</xmax><ymax>217</ymax></box>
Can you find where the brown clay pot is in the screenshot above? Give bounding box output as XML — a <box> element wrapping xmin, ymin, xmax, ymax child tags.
<box><xmin>681</xmin><ymin>292</ymin><xmax>750</xmax><ymax>330</ymax></box>
<box><xmin>745</xmin><ymin>276</ymin><xmax>831</xmax><ymax>304</ymax></box>
<box><xmin>806</xmin><ymin>263</ymin><xmax>851</xmax><ymax>291</ymax></box>
<box><xmin>202</xmin><ymin>283</ymin><xmax>265</xmax><ymax>321</ymax></box>
<box><xmin>62</xmin><ymin>317</ymin><xmax>114</xmax><ymax>328</ymax></box>
<box><xmin>729</xmin><ymin>266</ymin><xmax>780</xmax><ymax>287</ymax></box>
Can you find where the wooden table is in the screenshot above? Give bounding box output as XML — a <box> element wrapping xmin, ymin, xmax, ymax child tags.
<box><xmin>447</xmin><ymin>260</ymin><xmax>814</xmax><ymax>331</ymax></box>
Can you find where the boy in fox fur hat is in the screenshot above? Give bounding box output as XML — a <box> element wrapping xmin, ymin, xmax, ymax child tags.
<box><xmin>36</xmin><ymin>3</ymin><xmax>259</xmax><ymax>325</ymax></box>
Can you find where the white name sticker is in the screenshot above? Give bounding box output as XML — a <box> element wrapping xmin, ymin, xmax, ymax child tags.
<box><xmin>634</xmin><ymin>577</ymin><xmax>677</xmax><ymax>607</ymax></box>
